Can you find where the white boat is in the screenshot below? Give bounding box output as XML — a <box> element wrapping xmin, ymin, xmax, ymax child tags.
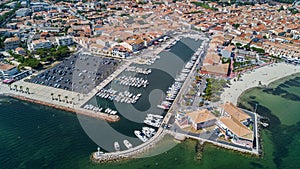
<box><xmin>157</xmin><ymin>104</ymin><xmax>170</xmax><ymax>110</ymax></box>
<box><xmin>142</xmin><ymin>127</ymin><xmax>156</xmax><ymax>138</ymax></box>
<box><xmin>144</xmin><ymin>119</ymin><xmax>161</xmax><ymax>128</ymax></box>
<box><xmin>134</xmin><ymin>130</ymin><xmax>148</xmax><ymax>142</ymax></box>
<box><xmin>147</xmin><ymin>113</ymin><xmax>163</xmax><ymax>119</ymax></box>
<box><xmin>114</xmin><ymin>141</ymin><xmax>120</xmax><ymax>151</ymax></box>
<box><xmin>123</xmin><ymin>139</ymin><xmax>133</xmax><ymax>149</ymax></box>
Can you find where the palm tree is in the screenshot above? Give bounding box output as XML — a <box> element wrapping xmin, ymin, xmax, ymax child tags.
<box><xmin>26</xmin><ymin>87</ymin><xmax>29</xmax><ymax>94</ymax></box>
<box><xmin>258</xmin><ymin>81</ymin><xmax>262</xmax><ymax>86</ymax></box>
<box><xmin>65</xmin><ymin>96</ymin><xmax>68</xmax><ymax>103</ymax></box>
<box><xmin>19</xmin><ymin>86</ymin><xmax>23</xmax><ymax>93</ymax></box>
<box><xmin>14</xmin><ymin>84</ymin><xmax>18</xmax><ymax>91</ymax></box>
<box><xmin>51</xmin><ymin>93</ymin><xmax>54</xmax><ymax>100</ymax></box>
<box><xmin>58</xmin><ymin>94</ymin><xmax>61</xmax><ymax>102</ymax></box>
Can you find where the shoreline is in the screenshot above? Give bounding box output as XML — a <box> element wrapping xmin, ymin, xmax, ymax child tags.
<box><xmin>0</xmin><ymin>93</ymin><xmax>120</xmax><ymax>122</ymax></box>
<box><xmin>236</xmin><ymin>71</ymin><xmax>300</xmax><ymax>107</ymax></box>
<box><xmin>220</xmin><ymin>62</ymin><xmax>300</xmax><ymax>105</ymax></box>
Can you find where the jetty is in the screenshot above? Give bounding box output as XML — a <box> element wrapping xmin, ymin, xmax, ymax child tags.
<box><xmin>92</xmin><ymin>128</ymin><xmax>166</xmax><ymax>163</ymax></box>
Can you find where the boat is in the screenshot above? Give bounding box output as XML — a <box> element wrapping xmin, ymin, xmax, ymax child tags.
<box><xmin>147</xmin><ymin>113</ymin><xmax>163</xmax><ymax>119</ymax></box>
<box><xmin>157</xmin><ymin>104</ymin><xmax>170</xmax><ymax>110</ymax></box>
<box><xmin>142</xmin><ymin>127</ymin><xmax>156</xmax><ymax>138</ymax></box>
<box><xmin>114</xmin><ymin>141</ymin><xmax>120</xmax><ymax>151</ymax></box>
<box><xmin>134</xmin><ymin>130</ymin><xmax>148</xmax><ymax>142</ymax></box>
<box><xmin>123</xmin><ymin>139</ymin><xmax>133</xmax><ymax>149</ymax></box>
<box><xmin>144</xmin><ymin>119</ymin><xmax>161</xmax><ymax>128</ymax></box>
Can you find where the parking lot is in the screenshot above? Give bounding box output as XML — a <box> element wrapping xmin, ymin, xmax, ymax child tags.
<box><xmin>28</xmin><ymin>53</ymin><xmax>120</xmax><ymax>93</ymax></box>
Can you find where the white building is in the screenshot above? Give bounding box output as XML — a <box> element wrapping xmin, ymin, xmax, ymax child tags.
<box><xmin>15</xmin><ymin>8</ymin><xmax>30</xmax><ymax>17</ymax></box>
<box><xmin>28</xmin><ymin>39</ymin><xmax>52</xmax><ymax>51</ymax></box>
<box><xmin>56</xmin><ymin>36</ymin><xmax>74</xmax><ymax>46</ymax></box>
<box><xmin>4</xmin><ymin>37</ymin><xmax>20</xmax><ymax>51</ymax></box>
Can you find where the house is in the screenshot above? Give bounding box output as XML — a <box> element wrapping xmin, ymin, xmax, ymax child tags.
<box><xmin>15</xmin><ymin>47</ymin><xmax>26</xmax><ymax>55</ymax></box>
<box><xmin>185</xmin><ymin>109</ymin><xmax>217</xmax><ymax>130</ymax></box>
<box><xmin>112</xmin><ymin>45</ymin><xmax>130</xmax><ymax>59</ymax></box>
<box><xmin>201</xmin><ymin>63</ymin><xmax>230</xmax><ymax>78</ymax></box>
<box><xmin>28</xmin><ymin>39</ymin><xmax>52</xmax><ymax>51</ymax></box>
<box><xmin>4</xmin><ymin>37</ymin><xmax>20</xmax><ymax>51</ymax></box>
<box><xmin>216</xmin><ymin>102</ymin><xmax>253</xmax><ymax>147</ymax></box>
<box><xmin>0</xmin><ymin>63</ymin><xmax>18</xmax><ymax>79</ymax></box>
<box><xmin>124</xmin><ymin>38</ymin><xmax>146</xmax><ymax>52</ymax></box>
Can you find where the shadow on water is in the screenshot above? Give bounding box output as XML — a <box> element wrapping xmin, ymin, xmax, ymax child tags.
<box><xmin>262</xmin><ymin>77</ymin><xmax>300</xmax><ymax>102</ymax></box>
<box><xmin>239</xmin><ymin>96</ymin><xmax>300</xmax><ymax>169</ymax></box>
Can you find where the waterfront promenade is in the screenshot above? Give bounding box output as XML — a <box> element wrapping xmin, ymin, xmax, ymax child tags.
<box><xmin>0</xmin><ymin>79</ymin><xmax>120</xmax><ymax>122</ymax></box>
<box><xmin>220</xmin><ymin>62</ymin><xmax>300</xmax><ymax>105</ymax></box>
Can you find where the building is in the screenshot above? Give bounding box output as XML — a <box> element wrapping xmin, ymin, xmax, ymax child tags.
<box><xmin>201</xmin><ymin>63</ymin><xmax>230</xmax><ymax>78</ymax></box>
<box><xmin>4</xmin><ymin>37</ymin><xmax>20</xmax><ymax>51</ymax></box>
<box><xmin>263</xmin><ymin>41</ymin><xmax>300</xmax><ymax>59</ymax></box>
<box><xmin>185</xmin><ymin>109</ymin><xmax>217</xmax><ymax>130</ymax></box>
<box><xmin>124</xmin><ymin>38</ymin><xmax>146</xmax><ymax>52</ymax></box>
<box><xmin>0</xmin><ymin>63</ymin><xmax>18</xmax><ymax>79</ymax></box>
<box><xmin>28</xmin><ymin>39</ymin><xmax>52</xmax><ymax>51</ymax></box>
<box><xmin>112</xmin><ymin>45</ymin><xmax>130</xmax><ymax>58</ymax></box>
<box><xmin>15</xmin><ymin>8</ymin><xmax>30</xmax><ymax>17</ymax></box>
<box><xmin>56</xmin><ymin>36</ymin><xmax>74</xmax><ymax>46</ymax></box>
<box><xmin>216</xmin><ymin>102</ymin><xmax>254</xmax><ymax>148</ymax></box>
<box><xmin>15</xmin><ymin>47</ymin><xmax>26</xmax><ymax>55</ymax></box>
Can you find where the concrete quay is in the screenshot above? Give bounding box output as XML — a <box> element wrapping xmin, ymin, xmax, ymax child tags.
<box><xmin>0</xmin><ymin>79</ymin><xmax>120</xmax><ymax>122</ymax></box>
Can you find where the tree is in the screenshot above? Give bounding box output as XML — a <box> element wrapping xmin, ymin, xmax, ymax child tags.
<box><xmin>26</xmin><ymin>87</ymin><xmax>29</xmax><ymax>94</ymax></box>
<box><xmin>19</xmin><ymin>86</ymin><xmax>23</xmax><ymax>93</ymax></box>
<box><xmin>14</xmin><ymin>84</ymin><xmax>18</xmax><ymax>91</ymax></box>
<box><xmin>58</xmin><ymin>94</ymin><xmax>61</xmax><ymax>102</ymax></box>
<box><xmin>9</xmin><ymin>84</ymin><xmax>12</xmax><ymax>90</ymax></box>
<box><xmin>232</xmin><ymin>24</ymin><xmax>240</xmax><ymax>29</ymax></box>
<box><xmin>235</xmin><ymin>42</ymin><xmax>242</xmax><ymax>47</ymax></box>
<box><xmin>65</xmin><ymin>96</ymin><xmax>68</xmax><ymax>103</ymax></box>
<box><xmin>51</xmin><ymin>93</ymin><xmax>54</xmax><ymax>100</ymax></box>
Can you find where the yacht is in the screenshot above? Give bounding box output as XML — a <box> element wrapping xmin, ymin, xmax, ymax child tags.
<box><xmin>142</xmin><ymin>127</ymin><xmax>156</xmax><ymax>138</ymax></box>
<box><xmin>123</xmin><ymin>139</ymin><xmax>133</xmax><ymax>149</ymax></box>
<box><xmin>147</xmin><ymin>114</ymin><xmax>163</xmax><ymax>119</ymax></box>
<box><xmin>114</xmin><ymin>141</ymin><xmax>120</xmax><ymax>151</ymax></box>
<box><xmin>134</xmin><ymin>130</ymin><xmax>148</xmax><ymax>142</ymax></box>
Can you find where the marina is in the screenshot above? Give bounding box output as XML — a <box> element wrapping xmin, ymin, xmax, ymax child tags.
<box><xmin>83</xmin><ymin>104</ymin><xmax>118</xmax><ymax>115</ymax></box>
<box><xmin>78</xmin><ymin>36</ymin><xmax>205</xmax><ymax>153</ymax></box>
<box><xmin>114</xmin><ymin>75</ymin><xmax>149</xmax><ymax>88</ymax></box>
<box><xmin>157</xmin><ymin>44</ymin><xmax>203</xmax><ymax>109</ymax></box>
<box><xmin>125</xmin><ymin>66</ymin><xmax>152</xmax><ymax>75</ymax></box>
<box><xmin>96</xmin><ymin>88</ymin><xmax>141</xmax><ymax>104</ymax></box>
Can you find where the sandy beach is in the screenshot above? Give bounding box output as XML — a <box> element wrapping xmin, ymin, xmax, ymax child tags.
<box><xmin>220</xmin><ymin>62</ymin><xmax>300</xmax><ymax>105</ymax></box>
